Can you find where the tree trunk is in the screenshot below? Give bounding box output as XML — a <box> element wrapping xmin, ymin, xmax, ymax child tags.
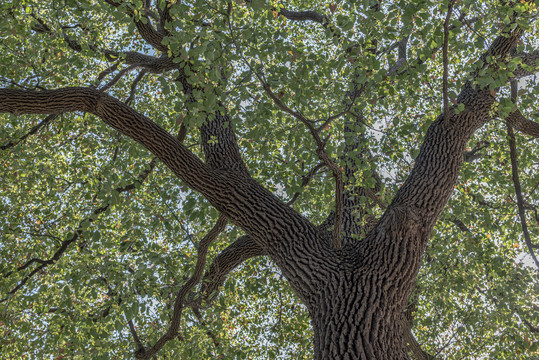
<box><xmin>309</xmin><ymin>271</ymin><xmax>409</xmax><ymax>360</ymax></box>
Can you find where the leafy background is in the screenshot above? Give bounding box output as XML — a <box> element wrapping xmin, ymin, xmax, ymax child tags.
<box><xmin>1</xmin><ymin>0</ymin><xmax>538</xmax><ymax>358</ymax></box>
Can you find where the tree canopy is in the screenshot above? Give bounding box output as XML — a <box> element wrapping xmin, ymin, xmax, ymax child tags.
<box><xmin>1</xmin><ymin>0</ymin><xmax>539</xmax><ymax>359</ymax></box>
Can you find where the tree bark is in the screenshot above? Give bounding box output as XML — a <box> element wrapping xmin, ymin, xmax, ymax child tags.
<box><xmin>309</xmin><ymin>271</ymin><xmax>409</xmax><ymax>360</ymax></box>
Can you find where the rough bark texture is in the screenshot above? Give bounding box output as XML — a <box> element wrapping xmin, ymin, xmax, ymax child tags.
<box><xmin>0</xmin><ymin>4</ymin><xmax>535</xmax><ymax>358</ymax></box>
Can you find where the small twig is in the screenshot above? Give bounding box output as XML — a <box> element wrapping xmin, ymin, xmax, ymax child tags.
<box><xmin>287</xmin><ymin>162</ymin><xmax>326</xmax><ymax>206</ymax></box>
<box><xmin>443</xmin><ymin>0</ymin><xmax>456</xmax><ymax>122</ymax></box>
<box><xmin>99</xmin><ymin>64</ymin><xmax>141</xmax><ymax>92</ymax></box>
<box><xmin>1</xmin><ymin>114</ymin><xmax>59</xmax><ymax>150</ymax></box>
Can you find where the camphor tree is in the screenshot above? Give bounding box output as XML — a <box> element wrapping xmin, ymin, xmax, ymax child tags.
<box><xmin>1</xmin><ymin>0</ymin><xmax>539</xmax><ymax>358</ymax></box>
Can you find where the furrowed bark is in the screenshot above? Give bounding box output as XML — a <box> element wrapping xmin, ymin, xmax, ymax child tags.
<box><xmin>2</xmin><ymin>2</ymin><xmax>535</xmax><ymax>358</ymax></box>
<box><xmin>199</xmin><ymin>109</ymin><xmax>250</xmax><ymax>176</ymax></box>
<box><xmin>0</xmin><ymin>87</ymin><xmax>212</xmax><ymax>194</ymax></box>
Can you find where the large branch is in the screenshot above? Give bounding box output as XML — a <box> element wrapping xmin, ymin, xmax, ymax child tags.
<box><xmin>357</xmin><ymin>19</ymin><xmax>528</xmax><ymax>279</ymax></box>
<box><xmin>0</xmin><ymin>87</ymin><xmax>212</xmax><ymax>192</ymax></box>
<box><xmin>389</xmin><ymin>26</ymin><xmax>524</xmax><ymax>222</ymax></box>
<box><xmin>199</xmin><ymin>109</ymin><xmax>250</xmax><ymax>176</ymax></box>
<box><xmin>227</xmin><ymin>11</ymin><xmax>345</xmax><ymax>249</ymax></box>
<box><xmin>512</xmin><ymin>50</ymin><xmax>539</xmax><ymax>79</ymax></box>
<box><xmin>196</xmin><ymin>235</ymin><xmax>266</xmax><ymax>305</ymax></box>
<box><xmin>0</xmin><ymin>87</ymin><xmax>330</xmax><ymax>303</ymax></box>
<box><xmin>505</xmin><ymin>108</ymin><xmax>539</xmax><ymax>138</ymax></box>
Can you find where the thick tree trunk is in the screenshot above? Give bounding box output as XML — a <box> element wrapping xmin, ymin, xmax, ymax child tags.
<box><xmin>309</xmin><ymin>272</ymin><xmax>408</xmax><ymax>360</ymax></box>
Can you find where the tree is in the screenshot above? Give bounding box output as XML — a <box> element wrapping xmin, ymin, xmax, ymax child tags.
<box><xmin>1</xmin><ymin>0</ymin><xmax>538</xmax><ymax>358</ymax></box>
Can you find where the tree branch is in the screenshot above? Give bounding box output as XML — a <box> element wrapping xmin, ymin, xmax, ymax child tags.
<box><xmin>99</xmin><ymin>64</ymin><xmax>141</xmax><ymax>92</ymax></box>
<box><xmin>228</xmin><ymin>13</ymin><xmax>344</xmax><ymax>249</ymax></box>
<box><xmin>278</xmin><ymin>9</ymin><xmax>328</xmax><ymax>25</ymax></box>
<box><xmin>196</xmin><ymin>235</ymin><xmax>266</xmax><ymax>306</ymax></box>
<box><xmin>443</xmin><ymin>1</ymin><xmax>456</xmax><ymax>122</ymax></box>
<box><xmin>103</xmin><ymin>0</ymin><xmax>167</xmax><ymax>52</ymax></box>
<box><xmin>258</xmin><ymin>79</ymin><xmax>343</xmax><ymax>248</ymax></box>
<box><xmin>332</xmin><ymin>114</ymin><xmax>386</xmax><ymax>238</ymax></box>
<box><xmin>1</xmin><ymin>157</ymin><xmax>158</xmax><ymax>300</ymax></box>
<box><xmin>522</xmin><ymin>317</ymin><xmax>539</xmax><ymax>333</ymax></box>
<box><xmin>359</xmin><ymin>15</ymin><xmax>528</xmax><ymax>275</ymax></box>
<box><xmin>0</xmin><ymin>87</ymin><xmax>213</xmax><ymax>194</ymax></box>
<box><xmin>199</xmin><ymin>109</ymin><xmax>250</xmax><ymax>176</ymax></box>
<box><xmin>0</xmin><ymin>86</ymin><xmax>328</xmax><ymax>308</ymax></box>
<box><xmin>506</xmin><ymin>80</ymin><xmax>539</xmax><ymax>270</ymax></box>
<box><xmin>505</xmin><ymin>108</ymin><xmax>539</xmax><ymax>138</ymax></box>
<box><xmin>157</xmin><ymin>0</ymin><xmax>173</xmax><ymax>37</ymax></box>
<box><xmin>125</xmin><ymin>70</ymin><xmax>148</xmax><ymax>106</ymax></box>
<box><xmin>128</xmin><ymin>319</ymin><xmax>145</xmax><ymax>352</ymax></box>
<box><xmin>30</xmin><ymin>13</ymin><xmax>173</xmax><ymax>73</ymax></box>
<box><xmin>511</xmin><ymin>50</ymin><xmax>539</xmax><ymax>79</ymax></box>
<box><xmin>463</xmin><ymin>141</ymin><xmax>490</xmax><ymax>162</ymax></box>
<box><xmin>286</xmin><ymin>162</ymin><xmax>326</xmax><ymax>206</ymax></box>
<box><xmin>135</xmin><ymin>215</ymin><xmax>227</xmax><ymax>360</ymax></box>
<box><xmin>388</xmin><ymin>36</ymin><xmax>409</xmax><ymax>76</ymax></box>
<box><xmin>1</xmin><ymin>113</ymin><xmax>59</xmax><ymax>150</ymax></box>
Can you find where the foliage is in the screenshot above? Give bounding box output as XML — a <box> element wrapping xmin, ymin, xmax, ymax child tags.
<box><xmin>1</xmin><ymin>0</ymin><xmax>538</xmax><ymax>359</ymax></box>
